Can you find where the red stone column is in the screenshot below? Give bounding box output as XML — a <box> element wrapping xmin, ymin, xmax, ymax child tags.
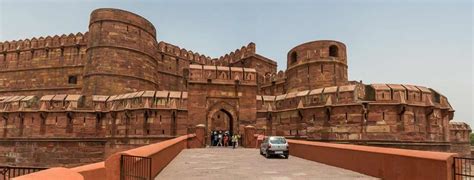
<box><xmin>244</xmin><ymin>125</ymin><xmax>256</xmax><ymax>148</ymax></box>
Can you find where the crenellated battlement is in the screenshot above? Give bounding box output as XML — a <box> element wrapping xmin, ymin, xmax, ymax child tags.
<box><xmin>213</xmin><ymin>42</ymin><xmax>256</xmax><ymax>66</ymax></box>
<box><xmin>0</xmin><ymin>32</ymin><xmax>88</xmax><ymax>69</ymax></box>
<box><xmin>262</xmin><ymin>70</ymin><xmax>286</xmax><ymax>84</ymax></box>
<box><xmin>0</xmin><ymin>32</ymin><xmax>88</xmax><ymax>52</ymax></box>
<box><xmin>157</xmin><ymin>41</ymin><xmax>213</xmax><ymax>65</ymax></box>
<box><xmin>449</xmin><ymin>122</ymin><xmax>471</xmax><ymax>143</ymax></box>
<box><xmin>0</xmin><ymin>32</ymin><xmax>88</xmax><ymax>97</ymax></box>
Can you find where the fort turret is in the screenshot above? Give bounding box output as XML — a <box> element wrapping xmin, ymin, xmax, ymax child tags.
<box><xmin>285</xmin><ymin>40</ymin><xmax>348</xmax><ymax>92</ymax></box>
<box><xmin>82</xmin><ymin>8</ymin><xmax>160</xmax><ymax>97</ymax></box>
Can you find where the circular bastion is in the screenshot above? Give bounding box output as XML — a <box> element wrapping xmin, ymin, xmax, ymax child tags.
<box><xmin>82</xmin><ymin>8</ymin><xmax>160</xmax><ymax>97</ymax></box>
<box><xmin>285</xmin><ymin>40</ymin><xmax>349</xmax><ymax>92</ymax></box>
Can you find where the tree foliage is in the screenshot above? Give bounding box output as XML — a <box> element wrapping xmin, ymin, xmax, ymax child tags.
<box><xmin>470</xmin><ymin>133</ymin><xmax>474</xmax><ymax>145</ymax></box>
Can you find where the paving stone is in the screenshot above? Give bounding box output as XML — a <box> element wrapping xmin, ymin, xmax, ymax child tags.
<box><xmin>156</xmin><ymin>148</ymin><xmax>377</xmax><ymax>180</ymax></box>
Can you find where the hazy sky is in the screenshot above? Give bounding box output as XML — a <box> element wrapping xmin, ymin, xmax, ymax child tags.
<box><xmin>1</xmin><ymin>0</ymin><xmax>472</xmax><ymax>126</ymax></box>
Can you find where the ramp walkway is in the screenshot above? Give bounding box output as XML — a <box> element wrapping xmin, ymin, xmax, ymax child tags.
<box><xmin>156</xmin><ymin>148</ymin><xmax>376</xmax><ymax>180</ymax></box>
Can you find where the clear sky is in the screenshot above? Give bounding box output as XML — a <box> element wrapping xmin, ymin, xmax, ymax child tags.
<box><xmin>1</xmin><ymin>0</ymin><xmax>472</xmax><ymax>126</ymax></box>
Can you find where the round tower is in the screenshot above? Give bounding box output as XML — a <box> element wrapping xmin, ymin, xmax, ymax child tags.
<box><xmin>285</xmin><ymin>40</ymin><xmax>348</xmax><ymax>92</ymax></box>
<box><xmin>82</xmin><ymin>8</ymin><xmax>159</xmax><ymax>97</ymax></box>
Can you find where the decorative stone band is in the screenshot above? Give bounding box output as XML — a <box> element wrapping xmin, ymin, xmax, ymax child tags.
<box><xmin>0</xmin><ymin>65</ymin><xmax>85</xmax><ymax>73</ymax></box>
<box><xmin>82</xmin><ymin>72</ymin><xmax>159</xmax><ymax>87</ymax></box>
<box><xmin>256</xmin><ymin>83</ymin><xmax>453</xmax><ymax>111</ymax></box>
<box><xmin>0</xmin><ymin>90</ymin><xmax>189</xmax><ymax>112</ymax></box>
<box><xmin>0</xmin><ymin>86</ymin><xmax>81</xmax><ymax>93</ymax></box>
<box><xmin>285</xmin><ymin>59</ymin><xmax>348</xmax><ymax>72</ymax></box>
<box><xmin>85</xmin><ymin>45</ymin><xmax>159</xmax><ymax>65</ymax></box>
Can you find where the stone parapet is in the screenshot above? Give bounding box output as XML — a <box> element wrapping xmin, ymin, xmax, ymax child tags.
<box><xmin>288</xmin><ymin>139</ymin><xmax>456</xmax><ymax>180</ymax></box>
<box><xmin>188</xmin><ymin>65</ymin><xmax>257</xmax><ymax>85</ymax></box>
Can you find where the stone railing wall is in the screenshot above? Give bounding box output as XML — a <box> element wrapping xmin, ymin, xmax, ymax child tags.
<box><xmin>15</xmin><ymin>125</ymin><xmax>205</xmax><ymax>180</ymax></box>
<box><xmin>287</xmin><ymin>139</ymin><xmax>456</xmax><ymax>180</ymax></box>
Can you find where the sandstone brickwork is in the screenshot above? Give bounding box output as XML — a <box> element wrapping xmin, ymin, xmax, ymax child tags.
<box><xmin>0</xmin><ymin>8</ymin><xmax>470</xmax><ymax>167</ymax></box>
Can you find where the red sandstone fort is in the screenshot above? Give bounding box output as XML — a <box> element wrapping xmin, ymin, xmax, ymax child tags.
<box><xmin>0</xmin><ymin>8</ymin><xmax>471</xmax><ymax>168</ymax></box>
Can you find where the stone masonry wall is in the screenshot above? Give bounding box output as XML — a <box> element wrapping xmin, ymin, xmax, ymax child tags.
<box><xmin>0</xmin><ymin>33</ymin><xmax>88</xmax><ymax>97</ymax></box>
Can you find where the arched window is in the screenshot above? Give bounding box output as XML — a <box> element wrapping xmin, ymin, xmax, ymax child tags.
<box><xmin>329</xmin><ymin>45</ymin><xmax>338</xmax><ymax>57</ymax></box>
<box><xmin>290</xmin><ymin>51</ymin><xmax>297</xmax><ymax>64</ymax></box>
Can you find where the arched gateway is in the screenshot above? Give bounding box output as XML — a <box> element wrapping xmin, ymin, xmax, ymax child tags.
<box><xmin>206</xmin><ymin>101</ymin><xmax>238</xmax><ymax>144</ymax></box>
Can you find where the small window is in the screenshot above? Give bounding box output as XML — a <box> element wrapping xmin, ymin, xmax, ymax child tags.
<box><xmin>68</xmin><ymin>75</ymin><xmax>77</xmax><ymax>84</ymax></box>
<box><xmin>329</xmin><ymin>45</ymin><xmax>338</xmax><ymax>57</ymax></box>
<box><xmin>290</xmin><ymin>51</ymin><xmax>297</xmax><ymax>64</ymax></box>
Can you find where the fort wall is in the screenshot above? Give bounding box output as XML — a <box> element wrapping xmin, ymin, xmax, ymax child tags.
<box><xmin>256</xmin><ymin>83</ymin><xmax>469</xmax><ymax>154</ymax></box>
<box><xmin>260</xmin><ymin>70</ymin><xmax>287</xmax><ymax>95</ymax></box>
<box><xmin>0</xmin><ymin>91</ymin><xmax>188</xmax><ymax>167</ymax></box>
<box><xmin>157</xmin><ymin>41</ymin><xmax>209</xmax><ymax>91</ymax></box>
<box><xmin>0</xmin><ymin>33</ymin><xmax>88</xmax><ymax>97</ymax></box>
<box><xmin>0</xmin><ymin>137</ymin><xmax>177</xmax><ymax>168</ymax></box>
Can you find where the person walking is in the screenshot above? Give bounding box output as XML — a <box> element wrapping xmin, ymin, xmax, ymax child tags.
<box><xmin>232</xmin><ymin>134</ymin><xmax>237</xmax><ymax>149</ymax></box>
<box><xmin>235</xmin><ymin>133</ymin><xmax>240</xmax><ymax>148</ymax></box>
<box><xmin>216</xmin><ymin>131</ymin><xmax>223</xmax><ymax>147</ymax></box>
<box><xmin>223</xmin><ymin>133</ymin><xmax>229</xmax><ymax>147</ymax></box>
<box><xmin>210</xmin><ymin>131</ymin><xmax>215</xmax><ymax>147</ymax></box>
<box><xmin>211</xmin><ymin>131</ymin><xmax>217</xmax><ymax>146</ymax></box>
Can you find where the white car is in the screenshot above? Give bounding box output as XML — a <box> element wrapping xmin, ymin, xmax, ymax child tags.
<box><xmin>260</xmin><ymin>136</ymin><xmax>289</xmax><ymax>159</ymax></box>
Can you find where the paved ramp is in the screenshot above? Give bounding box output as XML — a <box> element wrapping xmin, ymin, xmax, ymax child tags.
<box><xmin>156</xmin><ymin>148</ymin><xmax>376</xmax><ymax>180</ymax></box>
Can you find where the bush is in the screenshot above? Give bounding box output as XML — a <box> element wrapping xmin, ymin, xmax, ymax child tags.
<box><xmin>470</xmin><ymin>133</ymin><xmax>474</xmax><ymax>145</ymax></box>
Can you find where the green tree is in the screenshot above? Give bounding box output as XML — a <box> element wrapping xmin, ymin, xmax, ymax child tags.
<box><xmin>470</xmin><ymin>133</ymin><xmax>474</xmax><ymax>145</ymax></box>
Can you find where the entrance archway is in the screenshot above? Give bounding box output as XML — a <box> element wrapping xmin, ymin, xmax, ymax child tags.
<box><xmin>206</xmin><ymin>101</ymin><xmax>238</xmax><ymax>145</ymax></box>
<box><xmin>210</xmin><ymin>109</ymin><xmax>233</xmax><ymax>135</ymax></box>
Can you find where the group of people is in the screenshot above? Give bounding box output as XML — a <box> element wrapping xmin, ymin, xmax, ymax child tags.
<box><xmin>210</xmin><ymin>131</ymin><xmax>241</xmax><ymax>149</ymax></box>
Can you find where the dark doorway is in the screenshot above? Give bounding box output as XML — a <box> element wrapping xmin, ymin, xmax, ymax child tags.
<box><xmin>171</xmin><ymin>112</ymin><xmax>177</xmax><ymax>136</ymax></box>
<box><xmin>211</xmin><ymin>109</ymin><xmax>233</xmax><ymax>135</ymax></box>
<box><xmin>209</xmin><ymin>109</ymin><xmax>234</xmax><ymax>146</ymax></box>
